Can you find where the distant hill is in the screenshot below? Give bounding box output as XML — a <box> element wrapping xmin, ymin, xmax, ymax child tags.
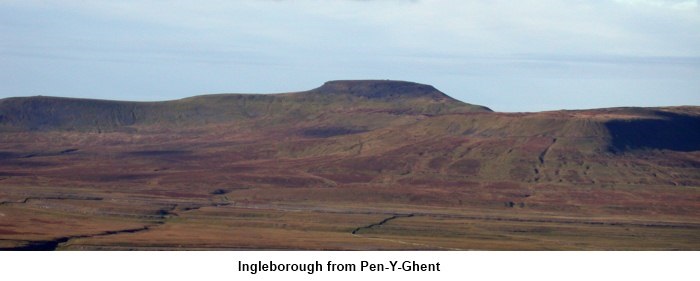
<box><xmin>0</xmin><ymin>80</ymin><xmax>490</xmax><ymax>132</ymax></box>
<box><xmin>1</xmin><ymin>80</ymin><xmax>697</xmax><ymax>155</ymax></box>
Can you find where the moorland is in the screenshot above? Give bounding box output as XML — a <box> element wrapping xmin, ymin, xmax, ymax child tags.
<box><xmin>1</xmin><ymin>80</ymin><xmax>698</xmax><ymax>250</ymax></box>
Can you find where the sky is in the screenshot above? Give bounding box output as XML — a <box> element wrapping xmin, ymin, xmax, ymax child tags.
<box><xmin>1</xmin><ymin>0</ymin><xmax>698</xmax><ymax>112</ymax></box>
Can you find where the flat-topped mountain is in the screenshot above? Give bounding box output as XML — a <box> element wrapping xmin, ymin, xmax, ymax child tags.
<box><xmin>0</xmin><ymin>80</ymin><xmax>699</xmax><ymax>250</ymax></box>
<box><xmin>0</xmin><ymin>80</ymin><xmax>489</xmax><ymax>132</ymax></box>
<box><xmin>309</xmin><ymin>80</ymin><xmax>459</xmax><ymax>100</ymax></box>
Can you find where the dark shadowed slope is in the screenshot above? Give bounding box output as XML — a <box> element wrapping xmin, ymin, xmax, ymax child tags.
<box><xmin>0</xmin><ymin>96</ymin><xmax>139</xmax><ymax>132</ymax></box>
<box><xmin>605</xmin><ymin>110</ymin><xmax>700</xmax><ymax>152</ymax></box>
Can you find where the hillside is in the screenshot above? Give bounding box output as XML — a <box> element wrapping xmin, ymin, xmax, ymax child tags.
<box><xmin>0</xmin><ymin>80</ymin><xmax>698</xmax><ymax>250</ymax></box>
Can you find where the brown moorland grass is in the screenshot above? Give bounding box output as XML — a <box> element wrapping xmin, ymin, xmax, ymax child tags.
<box><xmin>1</xmin><ymin>80</ymin><xmax>698</xmax><ymax>250</ymax></box>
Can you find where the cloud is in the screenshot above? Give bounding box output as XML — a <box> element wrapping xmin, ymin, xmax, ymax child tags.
<box><xmin>4</xmin><ymin>0</ymin><xmax>698</xmax><ymax>57</ymax></box>
<box><xmin>614</xmin><ymin>0</ymin><xmax>699</xmax><ymax>10</ymax></box>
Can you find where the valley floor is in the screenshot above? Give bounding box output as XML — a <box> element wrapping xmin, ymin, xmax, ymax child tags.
<box><xmin>1</xmin><ymin>182</ymin><xmax>698</xmax><ymax>250</ymax></box>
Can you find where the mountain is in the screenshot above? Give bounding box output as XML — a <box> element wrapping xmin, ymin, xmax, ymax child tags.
<box><xmin>0</xmin><ymin>80</ymin><xmax>698</xmax><ymax>250</ymax></box>
<box><xmin>0</xmin><ymin>80</ymin><xmax>489</xmax><ymax>132</ymax></box>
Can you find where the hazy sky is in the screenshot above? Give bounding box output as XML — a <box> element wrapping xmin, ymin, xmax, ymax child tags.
<box><xmin>1</xmin><ymin>0</ymin><xmax>699</xmax><ymax>112</ymax></box>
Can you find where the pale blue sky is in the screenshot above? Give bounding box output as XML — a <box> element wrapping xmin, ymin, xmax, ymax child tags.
<box><xmin>1</xmin><ymin>0</ymin><xmax>698</xmax><ymax>112</ymax></box>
